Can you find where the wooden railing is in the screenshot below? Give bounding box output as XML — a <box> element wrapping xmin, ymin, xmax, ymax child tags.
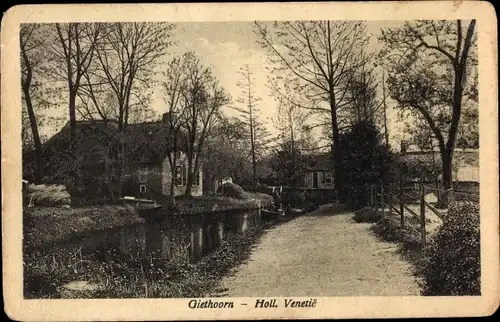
<box><xmin>370</xmin><ymin>181</ymin><xmax>479</xmax><ymax>246</ymax></box>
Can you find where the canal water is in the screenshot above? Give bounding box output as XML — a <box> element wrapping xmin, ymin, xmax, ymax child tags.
<box><xmin>44</xmin><ymin>208</ymin><xmax>262</xmax><ymax>266</ymax></box>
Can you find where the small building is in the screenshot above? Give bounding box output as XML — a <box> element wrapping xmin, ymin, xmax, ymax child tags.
<box><xmin>400</xmin><ymin>144</ymin><xmax>479</xmax><ymax>183</ymax></box>
<box><xmin>302</xmin><ymin>153</ymin><xmax>335</xmax><ymax>190</ymax></box>
<box><xmin>213</xmin><ymin>176</ymin><xmax>233</xmax><ymax>193</ymax></box>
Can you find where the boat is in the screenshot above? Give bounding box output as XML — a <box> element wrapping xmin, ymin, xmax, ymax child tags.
<box><xmin>261</xmin><ymin>207</ymin><xmax>285</xmax><ymax>221</ymax></box>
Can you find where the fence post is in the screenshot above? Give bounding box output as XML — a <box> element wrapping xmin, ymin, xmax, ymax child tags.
<box><xmin>388</xmin><ymin>185</ymin><xmax>393</xmax><ymax>216</ymax></box>
<box><xmin>420</xmin><ymin>183</ymin><xmax>426</xmax><ymax>246</ymax></box>
<box><xmin>449</xmin><ymin>188</ymin><xmax>455</xmax><ymax>206</ymax></box>
<box><xmin>380</xmin><ymin>185</ymin><xmax>385</xmax><ymax>218</ymax></box>
<box><xmin>399</xmin><ymin>177</ymin><xmax>404</xmax><ymax>228</ymax></box>
<box><xmin>370</xmin><ymin>185</ymin><xmax>374</xmax><ymax>208</ymax></box>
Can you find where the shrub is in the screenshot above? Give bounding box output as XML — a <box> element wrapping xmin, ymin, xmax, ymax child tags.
<box><xmin>282</xmin><ymin>190</ymin><xmax>306</xmax><ymax>208</ymax></box>
<box><xmin>304</xmin><ymin>189</ymin><xmax>336</xmax><ymax>206</ymax></box>
<box><xmin>244</xmin><ymin>192</ymin><xmax>273</xmax><ymax>208</ymax></box>
<box><xmin>353</xmin><ymin>207</ymin><xmax>381</xmax><ymax>223</ymax></box>
<box><xmin>371</xmin><ymin>216</ymin><xmax>422</xmax><ymax>250</ymax></box>
<box><xmin>216</xmin><ymin>183</ymin><xmax>273</xmax><ymax>208</ymax></box>
<box><xmin>26</xmin><ymin>184</ymin><xmax>72</xmax><ymax>207</ymax></box>
<box><xmin>217</xmin><ymin>182</ymin><xmax>245</xmax><ymax>199</ymax></box>
<box><xmin>418</xmin><ymin>201</ymin><xmax>480</xmax><ymax>296</ymax></box>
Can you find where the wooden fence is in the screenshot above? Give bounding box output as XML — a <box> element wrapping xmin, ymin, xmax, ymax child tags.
<box><xmin>369</xmin><ymin>180</ymin><xmax>479</xmax><ymax>246</ymax></box>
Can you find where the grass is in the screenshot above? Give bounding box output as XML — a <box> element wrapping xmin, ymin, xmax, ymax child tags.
<box><xmin>23</xmin><ymin>205</ymin><xmax>144</xmax><ymax>249</ymax></box>
<box><xmin>370</xmin><ymin>214</ymin><xmax>427</xmax><ymax>278</ymax></box>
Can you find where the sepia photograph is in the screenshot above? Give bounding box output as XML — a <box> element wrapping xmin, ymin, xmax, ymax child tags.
<box><xmin>2</xmin><ymin>2</ymin><xmax>498</xmax><ymax>321</ymax></box>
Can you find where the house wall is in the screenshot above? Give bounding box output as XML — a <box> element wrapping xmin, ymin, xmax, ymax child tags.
<box><xmin>161</xmin><ymin>152</ymin><xmax>203</xmax><ymax>197</ymax></box>
<box><xmin>304</xmin><ymin>171</ymin><xmax>335</xmax><ymax>190</ymax></box>
<box><xmin>122</xmin><ymin>163</ymin><xmax>163</xmax><ymax>199</ymax></box>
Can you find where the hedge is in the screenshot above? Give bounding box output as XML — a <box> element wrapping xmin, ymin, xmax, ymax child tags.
<box><xmin>418</xmin><ymin>201</ymin><xmax>480</xmax><ymax>296</ymax></box>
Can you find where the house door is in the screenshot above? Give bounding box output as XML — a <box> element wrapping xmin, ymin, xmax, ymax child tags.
<box><xmin>312</xmin><ymin>172</ymin><xmax>319</xmax><ymax>188</ymax></box>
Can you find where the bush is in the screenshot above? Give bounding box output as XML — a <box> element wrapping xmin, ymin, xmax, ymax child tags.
<box><xmin>216</xmin><ymin>182</ymin><xmax>273</xmax><ymax>208</ymax></box>
<box><xmin>353</xmin><ymin>207</ymin><xmax>381</xmax><ymax>223</ymax></box>
<box><xmin>217</xmin><ymin>182</ymin><xmax>245</xmax><ymax>199</ymax></box>
<box><xmin>418</xmin><ymin>201</ymin><xmax>480</xmax><ymax>296</ymax></box>
<box><xmin>282</xmin><ymin>190</ymin><xmax>306</xmax><ymax>208</ymax></box>
<box><xmin>244</xmin><ymin>192</ymin><xmax>273</xmax><ymax>208</ymax></box>
<box><xmin>26</xmin><ymin>184</ymin><xmax>72</xmax><ymax>207</ymax></box>
<box><xmin>304</xmin><ymin>189</ymin><xmax>336</xmax><ymax>205</ymax></box>
<box><xmin>371</xmin><ymin>216</ymin><xmax>422</xmax><ymax>250</ymax></box>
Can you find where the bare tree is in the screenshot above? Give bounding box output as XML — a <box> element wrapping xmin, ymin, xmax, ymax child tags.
<box><xmin>180</xmin><ymin>53</ymin><xmax>230</xmax><ymax>196</ymax></box>
<box><xmin>20</xmin><ymin>24</ymin><xmax>45</xmax><ymax>182</ymax></box>
<box><xmin>93</xmin><ymin>22</ymin><xmax>174</xmax><ymax>197</ymax></box>
<box><xmin>49</xmin><ymin>23</ymin><xmax>103</xmax><ymax>139</ymax></box>
<box><xmin>94</xmin><ymin>22</ymin><xmax>174</xmax><ymax>130</ymax></box>
<box><xmin>233</xmin><ymin>65</ymin><xmax>272</xmax><ymax>192</ymax></box>
<box><xmin>203</xmin><ymin>116</ymin><xmax>250</xmax><ymax>193</ymax></box>
<box><xmin>342</xmin><ymin>65</ymin><xmax>382</xmax><ymax>128</ymax></box>
<box><xmin>380</xmin><ymin>19</ymin><xmax>477</xmax><ymax>205</ymax></box>
<box><xmin>271</xmin><ymin>76</ymin><xmax>310</xmax><ymax>190</ymax></box>
<box><xmin>161</xmin><ymin>54</ymin><xmax>190</xmax><ymax>204</ymax></box>
<box><xmin>76</xmin><ymin>67</ymin><xmax>118</xmax><ymax>121</ymax></box>
<box><xmin>255</xmin><ymin>21</ymin><xmax>372</xmax><ymax>199</ymax></box>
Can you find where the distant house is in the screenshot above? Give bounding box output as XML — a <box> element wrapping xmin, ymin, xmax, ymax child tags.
<box><xmin>121</xmin><ymin>116</ymin><xmax>202</xmax><ymax>198</ymax></box>
<box><xmin>31</xmin><ymin>112</ymin><xmax>203</xmax><ymax>201</ymax></box>
<box><xmin>213</xmin><ymin>176</ymin><xmax>233</xmax><ymax>193</ymax></box>
<box><xmin>400</xmin><ymin>143</ymin><xmax>479</xmax><ymax>183</ymax></box>
<box><xmin>302</xmin><ymin>153</ymin><xmax>335</xmax><ymax>190</ymax></box>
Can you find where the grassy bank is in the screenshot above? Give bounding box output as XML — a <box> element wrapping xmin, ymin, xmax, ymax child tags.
<box><xmin>174</xmin><ymin>194</ymin><xmax>272</xmax><ymax>215</ymax></box>
<box><xmin>24</xmin><ymin>216</ymin><xmax>291</xmax><ymax>299</ymax></box>
<box><xmin>24</xmin><ymin>205</ymin><xmax>144</xmax><ymax>249</ymax></box>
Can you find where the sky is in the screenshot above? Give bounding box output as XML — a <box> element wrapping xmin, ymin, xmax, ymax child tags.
<box><xmin>38</xmin><ymin>21</ymin><xmax>409</xmax><ymax>148</ymax></box>
<box><xmin>148</xmin><ymin>21</ymin><xmax>408</xmax><ymax>147</ymax></box>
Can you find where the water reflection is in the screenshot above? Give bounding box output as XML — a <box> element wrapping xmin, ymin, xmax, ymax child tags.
<box><xmin>51</xmin><ymin>209</ymin><xmax>261</xmax><ymax>267</ymax></box>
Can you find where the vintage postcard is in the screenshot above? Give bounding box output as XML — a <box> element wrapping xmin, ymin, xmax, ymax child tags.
<box><xmin>1</xmin><ymin>1</ymin><xmax>499</xmax><ymax>320</ymax></box>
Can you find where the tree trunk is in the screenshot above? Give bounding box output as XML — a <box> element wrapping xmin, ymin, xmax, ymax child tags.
<box><xmin>23</xmin><ymin>85</ymin><xmax>43</xmax><ymax>183</ymax></box>
<box><xmin>184</xmin><ymin>152</ymin><xmax>194</xmax><ymax>196</ymax></box>
<box><xmin>382</xmin><ymin>72</ymin><xmax>389</xmax><ymax>147</ymax></box>
<box><xmin>329</xmin><ymin>88</ymin><xmax>343</xmax><ymax>201</ymax></box>
<box><xmin>168</xmin><ymin>152</ymin><xmax>177</xmax><ymax>206</ymax></box>
<box><xmin>441</xmin><ymin>149</ymin><xmax>453</xmax><ymax>206</ymax></box>
<box><xmin>117</xmin><ymin>121</ymin><xmax>125</xmax><ymax>199</ymax></box>
<box><xmin>249</xmin><ymin>111</ymin><xmax>257</xmax><ymax>192</ymax></box>
<box><xmin>69</xmin><ymin>88</ymin><xmax>77</xmax><ymax>140</ymax></box>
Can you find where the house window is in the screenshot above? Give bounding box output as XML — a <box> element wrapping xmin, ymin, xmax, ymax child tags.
<box><xmin>139</xmin><ymin>167</ymin><xmax>148</xmax><ymax>183</ymax></box>
<box><xmin>139</xmin><ymin>185</ymin><xmax>147</xmax><ymax>193</ymax></box>
<box><xmin>174</xmin><ymin>151</ymin><xmax>183</xmax><ymax>161</ymax></box>
<box><xmin>323</xmin><ymin>172</ymin><xmax>333</xmax><ymax>185</ymax></box>
<box><xmin>193</xmin><ymin>168</ymin><xmax>200</xmax><ymax>186</ymax></box>
<box><xmin>175</xmin><ymin>165</ymin><xmax>184</xmax><ymax>186</ymax></box>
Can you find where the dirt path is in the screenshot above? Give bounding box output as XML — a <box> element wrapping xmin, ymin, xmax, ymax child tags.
<box><xmin>213</xmin><ymin>206</ymin><xmax>420</xmax><ymax>297</ymax></box>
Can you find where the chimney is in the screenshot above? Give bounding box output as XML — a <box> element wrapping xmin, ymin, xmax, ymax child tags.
<box><xmin>162</xmin><ymin>111</ymin><xmax>177</xmax><ymax>124</ymax></box>
<box><xmin>400</xmin><ymin>140</ymin><xmax>408</xmax><ymax>154</ymax></box>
